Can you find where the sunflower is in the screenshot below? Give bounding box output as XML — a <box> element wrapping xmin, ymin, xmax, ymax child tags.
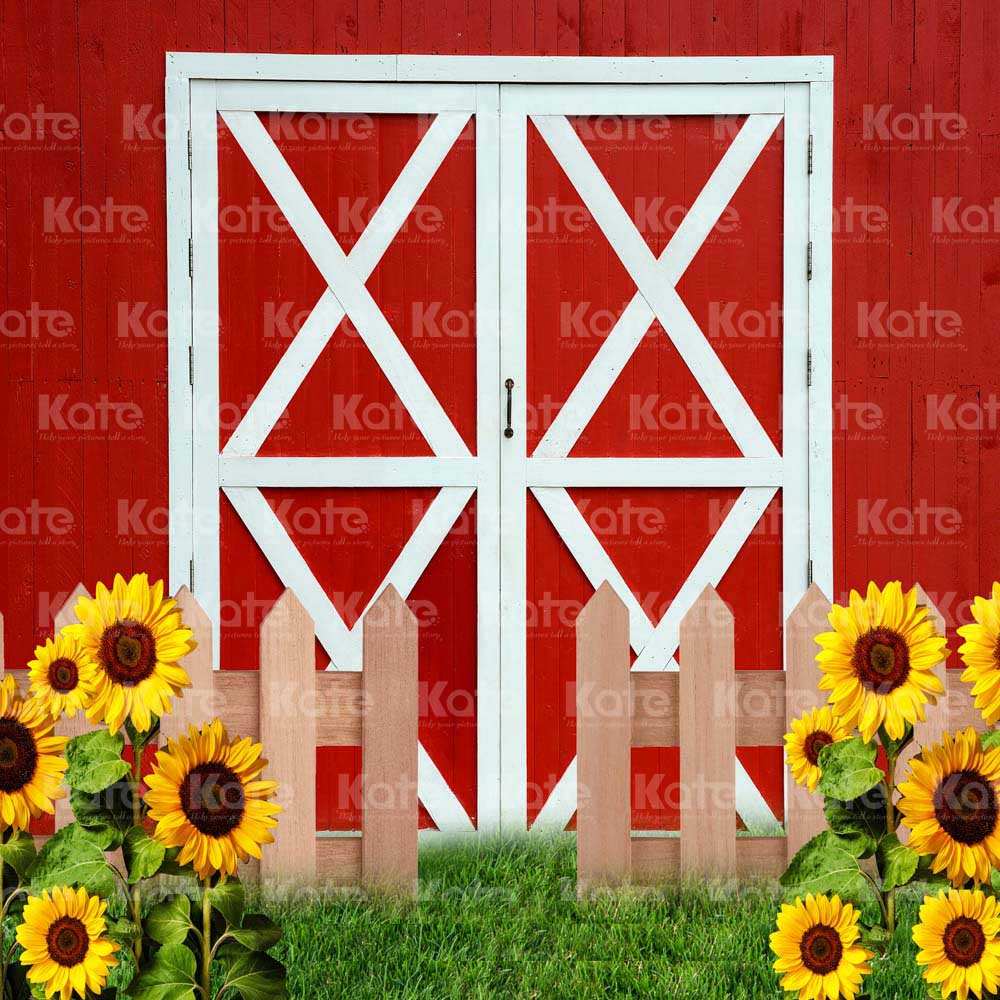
<box><xmin>63</xmin><ymin>573</ymin><xmax>195</xmax><ymax>733</ymax></box>
<box><xmin>785</xmin><ymin>707</ymin><xmax>853</xmax><ymax>793</ymax></box>
<box><xmin>913</xmin><ymin>889</ymin><xmax>1000</xmax><ymax>1000</ymax></box>
<box><xmin>816</xmin><ymin>581</ymin><xmax>948</xmax><ymax>742</ymax></box>
<box><xmin>898</xmin><ymin>727</ymin><xmax>1000</xmax><ymax>886</ymax></box>
<box><xmin>27</xmin><ymin>631</ymin><xmax>100</xmax><ymax>721</ymax></box>
<box><xmin>770</xmin><ymin>893</ymin><xmax>873</xmax><ymax>1000</ymax></box>
<box><xmin>0</xmin><ymin>676</ymin><xmax>67</xmax><ymax>831</ymax></box>
<box><xmin>145</xmin><ymin>720</ymin><xmax>281</xmax><ymax>880</ymax></box>
<box><xmin>958</xmin><ymin>582</ymin><xmax>1000</xmax><ymax>726</ymax></box>
<box><xmin>17</xmin><ymin>886</ymin><xmax>119</xmax><ymax>1000</ymax></box>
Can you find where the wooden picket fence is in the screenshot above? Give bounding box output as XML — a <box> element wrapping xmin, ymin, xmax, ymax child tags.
<box><xmin>0</xmin><ymin>578</ymin><xmax>988</xmax><ymax>895</ymax></box>
<box><xmin>575</xmin><ymin>581</ymin><xmax>985</xmax><ymax>892</ymax></box>
<box><xmin>0</xmin><ymin>583</ymin><xmax>420</xmax><ymax>892</ymax></box>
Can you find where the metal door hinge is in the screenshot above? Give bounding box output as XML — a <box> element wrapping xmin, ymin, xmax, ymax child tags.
<box><xmin>806</xmin><ymin>242</ymin><xmax>813</xmax><ymax>280</ymax></box>
<box><xmin>189</xmin><ymin>558</ymin><xmax>195</xmax><ymax>589</ymax></box>
<box><xmin>188</xmin><ymin>344</ymin><xmax>195</xmax><ymax>386</ymax></box>
<box><xmin>188</xmin><ymin>237</ymin><xmax>194</xmax><ymax>276</ymax></box>
<box><xmin>807</xmin><ymin>559</ymin><xmax>814</xmax><ymax>586</ymax></box>
<box><xmin>806</xmin><ymin>349</ymin><xmax>813</xmax><ymax>387</ymax></box>
<box><xmin>807</xmin><ymin>134</ymin><xmax>814</xmax><ymax>175</ymax></box>
<box><xmin>187</xmin><ymin>130</ymin><xmax>193</xmax><ymax>171</ymax></box>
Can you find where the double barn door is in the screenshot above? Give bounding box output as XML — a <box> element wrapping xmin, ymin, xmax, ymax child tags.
<box><xmin>168</xmin><ymin>57</ymin><xmax>832</xmax><ymax>835</ymax></box>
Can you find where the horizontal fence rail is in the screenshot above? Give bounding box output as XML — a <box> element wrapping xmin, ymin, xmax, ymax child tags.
<box><xmin>576</xmin><ymin>581</ymin><xmax>975</xmax><ymax>892</ymax></box>
<box><xmin>0</xmin><ymin>580</ymin><xmax>982</xmax><ymax>894</ymax></box>
<box><xmin>0</xmin><ymin>583</ymin><xmax>419</xmax><ymax>893</ymax></box>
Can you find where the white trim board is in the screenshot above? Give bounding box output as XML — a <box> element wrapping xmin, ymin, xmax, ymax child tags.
<box><xmin>166</xmin><ymin>58</ymin><xmax>834</xmax><ymax>838</ymax></box>
<box><xmin>166</xmin><ymin>53</ymin><xmax>833</xmax><ymax>84</ymax></box>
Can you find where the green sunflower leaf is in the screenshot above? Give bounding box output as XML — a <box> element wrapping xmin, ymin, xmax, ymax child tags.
<box><xmin>158</xmin><ymin>845</ymin><xmax>194</xmax><ymax>878</ymax></box>
<box><xmin>125</xmin><ymin>715</ymin><xmax>160</xmax><ymax>757</ymax></box>
<box><xmin>877</xmin><ymin>722</ymin><xmax>914</xmax><ymax>761</ymax></box>
<box><xmin>219</xmin><ymin>950</ymin><xmax>288</xmax><ymax>1000</ymax></box>
<box><xmin>208</xmin><ymin>877</ymin><xmax>245</xmax><ymax>929</ymax></box>
<box><xmin>981</xmin><ymin>730</ymin><xmax>1000</xmax><ymax>751</ymax></box>
<box><xmin>105</xmin><ymin>917</ymin><xmax>141</xmax><ymax>946</ymax></box>
<box><xmin>65</xmin><ymin>729</ymin><xmax>131</xmax><ymax>794</ymax></box>
<box><xmin>123</xmin><ymin>826</ymin><xmax>166</xmax><ymax>883</ymax></box>
<box><xmin>70</xmin><ymin>780</ymin><xmax>134</xmax><ymax>850</ymax></box>
<box><xmin>916</xmin><ymin>856</ymin><xmax>952</xmax><ymax>892</ymax></box>
<box><xmin>229</xmin><ymin>914</ymin><xmax>282</xmax><ymax>952</ymax></box>
<box><xmin>779</xmin><ymin>831</ymin><xmax>874</xmax><ymax>909</ymax></box>
<box><xmin>28</xmin><ymin>823</ymin><xmax>116</xmax><ymax>898</ymax></box>
<box><xmin>859</xmin><ymin>923</ymin><xmax>892</xmax><ymax>955</ymax></box>
<box><xmin>816</xmin><ymin>738</ymin><xmax>884</xmax><ymax>801</ymax></box>
<box><xmin>0</xmin><ymin>827</ymin><xmax>37</xmax><ymax>879</ymax></box>
<box><xmin>145</xmin><ymin>895</ymin><xmax>193</xmax><ymax>947</ymax></box>
<box><xmin>876</xmin><ymin>832</ymin><xmax>920</xmax><ymax>892</ymax></box>
<box><xmin>129</xmin><ymin>942</ymin><xmax>197</xmax><ymax>1000</ymax></box>
<box><xmin>216</xmin><ymin>939</ymin><xmax>251</xmax><ymax>964</ymax></box>
<box><xmin>824</xmin><ymin>783</ymin><xmax>888</xmax><ymax>857</ymax></box>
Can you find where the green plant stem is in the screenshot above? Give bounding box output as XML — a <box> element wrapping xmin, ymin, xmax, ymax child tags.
<box><xmin>130</xmin><ymin>735</ymin><xmax>144</xmax><ymax>964</ymax></box>
<box><xmin>883</xmin><ymin>749</ymin><xmax>899</xmax><ymax>938</ymax></box>
<box><xmin>0</xmin><ymin>828</ymin><xmax>14</xmax><ymax>988</ymax></box>
<box><xmin>201</xmin><ymin>878</ymin><xmax>213</xmax><ymax>1000</ymax></box>
<box><xmin>0</xmin><ymin>888</ymin><xmax>25</xmax><ymax>988</ymax></box>
<box><xmin>859</xmin><ymin>867</ymin><xmax>890</xmax><ymax>927</ymax></box>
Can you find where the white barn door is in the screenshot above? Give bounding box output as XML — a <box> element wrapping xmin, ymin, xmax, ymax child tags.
<box><xmin>497</xmin><ymin>83</ymin><xmax>820</xmax><ymax>832</ymax></box>
<box><xmin>169</xmin><ymin>58</ymin><xmax>833</xmax><ymax>836</ymax></box>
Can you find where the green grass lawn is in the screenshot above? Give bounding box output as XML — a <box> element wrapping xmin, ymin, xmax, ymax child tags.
<box><xmin>265</xmin><ymin>836</ymin><xmax>932</xmax><ymax>999</ymax></box>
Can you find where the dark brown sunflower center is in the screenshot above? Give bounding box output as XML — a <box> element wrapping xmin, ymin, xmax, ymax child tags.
<box><xmin>99</xmin><ymin>619</ymin><xmax>156</xmax><ymax>685</ymax></box>
<box><xmin>805</xmin><ymin>731</ymin><xmax>834</xmax><ymax>766</ymax></box>
<box><xmin>799</xmin><ymin>924</ymin><xmax>843</xmax><ymax>975</ymax></box>
<box><xmin>0</xmin><ymin>719</ymin><xmax>38</xmax><ymax>793</ymax></box>
<box><xmin>943</xmin><ymin>916</ymin><xmax>986</xmax><ymax>967</ymax></box>
<box><xmin>933</xmin><ymin>769</ymin><xmax>999</xmax><ymax>845</ymax></box>
<box><xmin>852</xmin><ymin>626</ymin><xmax>910</xmax><ymax>693</ymax></box>
<box><xmin>180</xmin><ymin>762</ymin><xmax>246</xmax><ymax>837</ymax></box>
<box><xmin>46</xmin><ymin>916</ymin><xmax>88</xmax><ymax>967</ymax></box>
<box><xmin>48</xmin><ymin>657</ymin><xmax>79</xmax><ymax>692</ymax></box>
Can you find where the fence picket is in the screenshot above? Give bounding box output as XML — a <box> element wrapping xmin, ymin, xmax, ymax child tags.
<box><xmin>784</xmin><ymin>583</ymin><xmax>832</xmax><ymax>858</ymax></box>
<box><xmin>259</xmin><ymin>590</ymin><xmax>317</xmax><ymax>886</ymax></box>
<box><xmin>164</xmin><ymin>587</ymin><xmax>214</xmax><ymax>741</ymax></box>
<box><xmin>362</xmin><ymin>586</ymin><xmax>419</xmax><ymax>891</ymax></box>
<box><xmin>54</xmin><ymin>584</ymin><xmax>91</xmax><ymax>830</ymax></box>
<box><xmin>0</xmin><ymin>574</ymin><xmax>973</xmax><ymax>890</ymax></box>
<box><xmin>576</xmin><ymin>582</ymin><xmax>631</xmax><ymax>892</ymax></box>
<box><xmin>679</xmin><ymin>585</ymin><xmax>736</xmax><ymax>878</ymax></box>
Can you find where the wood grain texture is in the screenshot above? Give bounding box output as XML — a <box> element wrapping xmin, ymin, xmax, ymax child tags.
<box><xmin>53</xmin><ymin>584</ymin><xmax>91</xmax><ymax>829</ymax></box>
<box><xmin>631</xmin><ymin>834</ymin><xmax>785</xmax><ymax>882</ymax></box>
<box><xmin>679</xmin><ymin>585</ymin><xmax>736</xmax><ymax>878</ymax></box>
<box><xmin>164</xmin><ymin>586</ymin><xmax>214</xmax><ymax>741</ymax></box>
<box><xmin>258</xmin><ymin>589</ymin><xmax>317</xmax><ymax>885</ymax></box>
<box><xmin>784</xmin><ymin>584</ymin><xmax>831</xmax><ymax>859</ymax></box>
<box><xmin>1</xmin><ymin>0</ymin><xmax>998</xmax><ymax>847</ymax></box>
<box><xmin>576</xmin><ymin>581</ymin><xmax>631</xmax><ymax>890</ymax></box>
<box><xmin>361</xmin><ymin>586</ymin><xmax>418</xmax><ymax>891</ymax></box>
<box><xmin>317</xmin><ymin>836</ymin><xmax>363</xmax><ymax>884</ymax></box>
<box><xmin>631</xmin><ymin>672</ymin><xmax>787</xmax><ymax>747</ymax></box>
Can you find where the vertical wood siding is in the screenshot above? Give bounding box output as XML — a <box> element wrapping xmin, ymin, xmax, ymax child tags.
<box><xmin>0</xmin><ymin>0</ymin><xmax>996</xmax><ymax>832</ymax></box>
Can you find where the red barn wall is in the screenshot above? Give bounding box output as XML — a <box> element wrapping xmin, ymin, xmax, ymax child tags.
<box><xmin>1</xmin><ymin>0</ymin><xmax>998</xmax><ymax>825</ymax></box>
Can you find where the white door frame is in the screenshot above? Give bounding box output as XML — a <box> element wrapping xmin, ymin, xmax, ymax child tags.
<box><xmin>166</xmin><ymin>54</ymin><xmax>834</xmax><ymax>836</ymax></box>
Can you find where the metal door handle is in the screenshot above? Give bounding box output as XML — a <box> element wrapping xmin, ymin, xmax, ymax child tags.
<box><xmin>504</xmin><ymin>378</ymin><xmax>514</xmax><ymax>438</ymax></box>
